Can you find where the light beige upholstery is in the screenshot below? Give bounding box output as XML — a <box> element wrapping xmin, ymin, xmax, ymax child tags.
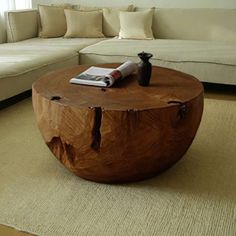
<box><xmin>0</xmin><ymin>7</ymin><xmax>236</xmax><ymax>102</ymax></box>
<box><xmin>0</xmin><ymin>37</ymin><xmax>106</xmax><ymax>101</ymax></box>
<box><xmin>5</xmin><ymin>9</ymin><xmax>38</xmax><ymax>43</ymax></box>
<box><xmin>79</xmin><ymin>38</ymin><xmax>236</xmax><ymax>85</ymax></box>
<box><xmin>75</xmin><ymin>5</ymin><xmax>101</xmax><ymax>11</ymax></box>
<box><xmin>51</xmin><ymin>3</ymin><xmax>77</xmax><ymax>8</ymax></box>
<box><xmin>148</xmin><ymin>8</ymin><xmax>236</xmax><ymax>42</ymax></box>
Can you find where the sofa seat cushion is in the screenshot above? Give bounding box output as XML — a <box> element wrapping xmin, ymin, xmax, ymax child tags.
<box><xmin>80</xmin><ymin>38</ymin><xmax>236</xmax><ymax>85</ymax></box>
<box><xmin>0</xmin><ymin>37</ymin><xmax>106</xmax><ymax>101</ymax></box>
<box><xmin>0</xmin><ymin>37</ymin><xmax>105</xmax><ymax>78</ymax></box>
<box><xmin>80</xmin><ymin>38</ymin><xmax>236</xmax><ymax>65</ymax></box>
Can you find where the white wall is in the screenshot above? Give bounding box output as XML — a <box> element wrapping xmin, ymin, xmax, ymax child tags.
<box><xmin>32</xmin><ymin>0</ymin><xmax>236</xmax><ymax>9</ymax></box>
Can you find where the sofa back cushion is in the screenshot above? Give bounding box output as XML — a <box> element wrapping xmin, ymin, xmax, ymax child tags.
<box><xmin>145</xmin><ymin>8</ymin><xmax>236</xmax><ymax>42</ymax></box>
<box><xmin>75</xmin><ymin>5</ymin><xmax>101</xmax><ymax>11</ymax></box>
<box><xmin>5</xmin><ymin>9</ymin><xmax>38</xmax><ymax>43</ymax></box>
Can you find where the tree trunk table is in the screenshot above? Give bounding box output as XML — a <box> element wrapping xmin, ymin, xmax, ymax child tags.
<box><xmin>32</xmin><ymin>64</ymin><xmax>204</xmax><ymax>183</ymax></box>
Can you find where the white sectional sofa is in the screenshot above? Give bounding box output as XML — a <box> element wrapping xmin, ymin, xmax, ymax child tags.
<box><xmin>0</xmin><ymin>6</ymin><xmax>236</xmax><ymax>102</ymax></box>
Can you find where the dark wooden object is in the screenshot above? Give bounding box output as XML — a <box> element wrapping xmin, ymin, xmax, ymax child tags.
<box><xmin>137</xmin><ymin>52</ymin><xmax>153</xmax><ymax>86</ymax></box>
<box><xmin>32</xmin><ymin>64</ymin><xmax>204</xmax><ymax>183</ymax></box>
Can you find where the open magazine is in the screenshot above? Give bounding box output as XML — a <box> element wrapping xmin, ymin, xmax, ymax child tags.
<box><xmin>70</xmin><ymin>61</ymin><xmax>137</xmax><ymax>87</ymax></box>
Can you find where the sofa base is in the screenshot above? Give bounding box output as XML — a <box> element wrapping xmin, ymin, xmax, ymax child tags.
<box><xmin>0</xmin><ymin>57</ymin><xmax>79</xmax><ymax>102</ymax></box>
<box><xmin>0</xmin><ymin>90</ymin><xmax>31</xmax><ymax>110</ymax></box>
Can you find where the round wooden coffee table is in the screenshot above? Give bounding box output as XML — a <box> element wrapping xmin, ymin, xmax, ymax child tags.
<box><xmin>32</xmin><ymin>64</ymin><xmax>204</xmax><ymax>183</ymax></box>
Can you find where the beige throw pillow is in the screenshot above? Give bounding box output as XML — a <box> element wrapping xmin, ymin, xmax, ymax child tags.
<box><xmin>119</xmin><ymin>9</ymin><xmax>154</xmax><ymax>39</ymax></box>
<box><xmin>38</xmin><ymin>5</ymin><xmax>68</xmax><ymax>38</ymax></box>
<box><xmin>74</xmin><ymin>4</ymin><xmax>134</xmax><ymax>36</ymax></box>
<box><xmin>64</xmin><ymin>10</ymin><xmax>104</xmax><ymax>38</ymax></box>
<box><xmin>103</xmin><ymin>5</ymin><xmax>134</xmax><ymax>37</ymax></box>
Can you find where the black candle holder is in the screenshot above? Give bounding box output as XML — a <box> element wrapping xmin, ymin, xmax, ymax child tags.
<box><xmin>137</xmin><ymin>52</ymin><xmax>153</xmax><ymax>86</ymax></box>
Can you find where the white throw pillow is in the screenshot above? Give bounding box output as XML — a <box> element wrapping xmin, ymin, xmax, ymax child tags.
<box><xmin>64</xmin><ymin>10</ymin><xmax>104</xmax><ymax>38</ymax></box>
<box><xmin>119</xmin><ymin>9</ymin><xmax>154</xmax><ymax>39</ymax></box>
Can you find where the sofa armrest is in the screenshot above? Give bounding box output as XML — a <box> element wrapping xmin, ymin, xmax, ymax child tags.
<box><xmin>5</xmin><ymin>9</ymin><xmax>38</xmax><ymax>43</ymax></box>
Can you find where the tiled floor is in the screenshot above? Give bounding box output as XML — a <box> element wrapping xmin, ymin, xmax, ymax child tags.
<box><xmin>0</xmin><ymin>84</ymin><xmax>235</xmax><ymax>236</ymax></box>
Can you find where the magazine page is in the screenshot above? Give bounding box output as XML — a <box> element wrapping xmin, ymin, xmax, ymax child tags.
<box><xmin>70</xmin><ymin>67</ymin><xmax>114</xmax><ymax>87</ymax></box>
<box><xmin>105</xmin><ymin>61</ymin><xmax>137</xmax><ymax>87</ymax></box>
<box><xmin>81</xmin><ymin>67</ymin><xmax>114</xmax><ymax>76</ymax></box>
<box><xmin>70</xmin><ymin>61</ymin><xmax>137</xmax><ymax>87</ymax></box>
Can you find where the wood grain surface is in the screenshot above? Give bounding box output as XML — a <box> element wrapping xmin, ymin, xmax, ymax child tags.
<box><xmin>32</xmin><ymin>64</ymin><xmax>204</xmax><ymax>183</ymax></box>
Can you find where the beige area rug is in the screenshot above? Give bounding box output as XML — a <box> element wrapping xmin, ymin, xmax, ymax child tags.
<box><xmin>0</xmin><ymin>98</ymin><xmax>236</xmax><ymax>236</ymax></box>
